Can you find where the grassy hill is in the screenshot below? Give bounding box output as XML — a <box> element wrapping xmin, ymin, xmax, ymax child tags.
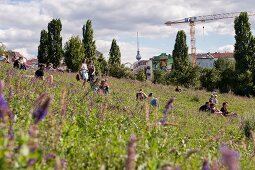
<box><xmin>0</xmin><ymin>63</ymin><xmax>255</xmax><ymax>169</ymax></box>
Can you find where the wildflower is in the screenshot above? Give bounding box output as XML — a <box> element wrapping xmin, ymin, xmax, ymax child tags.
<box><xmin>27</xmin><ymin>158</ymin><xmax>37</xmax><ymax>166</ymax></box>
<box><xmin>44</xmin><ymin>153</ymin><xmax>56</xmax><ymax>162</ymax></box>
<box><xmin>32</xmin><ymin>96</ymin><xmax>51</xmax><ymax>124</ymax></box>
<box><xmin>0</xmin><ymin>80</ymin><xmax>9</xmax><ymax>119</ymax></box>
<box><xmin>201</xmin><ymin>159</ymin><xmax>210</xmax><ymax>170</ymax></box>
<box><xmin>163</xmin><ymin>97</ymin><xmax>175</xmax><ymax>115</ymax></box>
<box><xmin>219</xmin><ymin>144</ymin><xmax>240</xmax><ymax>170</ymax></box>
<box><xmin>125</xmin><ymin>135</ymin><xmax>137</xmax><ymax>170</ymax></box>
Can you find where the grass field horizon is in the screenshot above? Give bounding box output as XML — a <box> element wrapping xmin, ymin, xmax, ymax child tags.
<box><xmin>1</xmin><ymin>63</ymin><xmax>255</xmax><ymax>169</ymax></box>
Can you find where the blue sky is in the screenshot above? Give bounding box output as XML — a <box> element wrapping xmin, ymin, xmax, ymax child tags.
<box><xmin>0</xmin><ymin>0</ymin><xmax>255</xmax><ymax>63</ymax></box>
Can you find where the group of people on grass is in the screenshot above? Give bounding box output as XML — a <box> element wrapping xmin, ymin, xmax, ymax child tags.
<box><xmin>199</xmin><ymin>93</ymin><xmax>237</xmax><ymax>117</ymax></box>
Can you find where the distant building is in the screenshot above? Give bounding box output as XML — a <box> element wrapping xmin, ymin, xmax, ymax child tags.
<box><xmin>132</xmin><ymin>53</ymin><xmax>173</xmax><ymax>80</ymax></box>
<box><xmin>194</xmin><ymin>52</ymin><xmax>234</xmax><ymax>68</ymax></box>
<box><xmin>196</xmin><ymin>53</ymin><xmax>214</xmax><ymax>68</ymax></box>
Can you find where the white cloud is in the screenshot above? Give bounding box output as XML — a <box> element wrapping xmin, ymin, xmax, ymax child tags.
<box><xmin>0</xmin><ymin>0</ymin><xmax>255</xmax><ymax>63</ymax></box>
<box><xmin>218</xmin><ymin>44</ymin><xmax>234</xmax><ymax>52</ymax></box>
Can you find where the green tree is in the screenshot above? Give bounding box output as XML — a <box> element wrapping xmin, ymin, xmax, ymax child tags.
<box><xmin>200</xmin><ymin>68</ymin><xmax>221</xmax><ymax>91</ymax></box>
<box><xmin>82</xmin><ymin>20</ymin><xmax>96</xmax><ymax>62</ymax></box>
<box><xmin>136</xmin><ymin>69</ymin><xmax>146</xmax><ymax>81</ymax></box>
<box><xmin>0</xmin><ymin>43</ymin><xmax>6</xmax><ymax>56</ymax></box>
<box><xmin>172</xmin><ymin>30</ymin><xmax>190</xmax><ymax>72</ymax></box>
<box><xmin>64</xmin><ymin>36</ymin><xmax>85</xmax><ymax>72</ymax></box>
<box><xmin>48</xmin><ymin>18</ymin><xmax>63</xmax><ymax>68</ymax></box>
<box><xmin>234</xmin><ymin>12</ymin><xmax>255</xmax><ymax>95</ymax></box>
<box><xmin>214</xmin><ymin>58</ymin><xmax>235</xmax><ymax>93</ymax></box>
<box><xmin>234</xmin><ymin>12</ymin><xmax>254</xmax><ymax>72</ymax></box>
<box><xmin>37</xmin><ymin>29</ymin><xmax>48</xmax><ymax>64</ymax></box>
<box><xmin>96</xmin><ymin>54</ymin><xmax>108</xmax><ymax>75</ymax></box>
<box><xmin>108</xmin><ymin>39</ymin><xmax>121</xmax><ymax>66</ymax></box>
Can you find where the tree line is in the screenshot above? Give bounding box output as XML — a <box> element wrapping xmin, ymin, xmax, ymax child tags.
<box><xmin>37</xmin><ymin>19</ymin><xmax>126</xmax><ymax>77</ymax></box>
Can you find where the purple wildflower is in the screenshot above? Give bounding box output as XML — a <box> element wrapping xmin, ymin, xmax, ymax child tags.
<box><xmin>27</xmin><ymin>159</ymin><xmax>37</xmax><ymax>166</ymax></box>
<box><xmin>219</xmin><ymin>144</ymin><xmax>240</xmax><ymax>170</ymax></box>
<box><xmin>201</xmin><ymin>159</ymin><xmax>210</xmax><ymax>170</ymax></box>
<box><xmin>163</xmin><ymin>97</ymin><xmax>175</xmax><ymax>114</ymax></box>
<box><xmin>44</xmin><ymin>153</ymin><xmax>56</xmax><ymax>162</ymax></box>
<box><xmin>0</xmin><ymin>80</ymin><xmax>9</xmax><ymax>119</ymax></box>
<box><xmin>32</xmin><ymin>96</ymin><xmax>51</xmax><ymax>124</ymax></box>
<box><xmin>0</xmin><ymin>94</ymin><xmax>9</xmax><ymax>118</ymax></box>
<box><xmin>8</xmin><ymin>126</ymin><xmax>14</xmax><ymax>140</ymax></box>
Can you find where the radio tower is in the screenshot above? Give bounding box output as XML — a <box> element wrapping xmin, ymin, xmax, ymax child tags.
<box><xmin>136</xmin><ymin>32</ymin><xmax>141</xmax><ymax>61</ymax></box>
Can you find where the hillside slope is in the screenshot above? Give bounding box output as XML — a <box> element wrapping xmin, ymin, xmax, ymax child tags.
<box><xmin>0</xmin><ymin>63</ymin><xmax>255</xmax><ymax>169</ymax></box>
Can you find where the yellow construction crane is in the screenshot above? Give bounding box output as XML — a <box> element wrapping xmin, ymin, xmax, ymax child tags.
<box><xmin>165</xmin><ymin>11</ymin><xmax>255</xmax><ymax>66</ymax></box>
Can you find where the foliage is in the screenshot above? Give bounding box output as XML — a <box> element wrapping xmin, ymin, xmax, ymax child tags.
<box><xmin>95</xmin><ymin>54</ymin><xmax>108</xmax><ymax>76</ymax></box>
<box><xmin>234</xmin><ymin>12</ymin><xmax>254</xmax><ymax>73</ymax></box>
<box><xmin>153</xmin><ymin>70</ymin><xmax>166</xmax><ymax>84</ymax></box>
<box><xmin>241</xmin><ymin>115</ymin><xmax>255</xmax><ymax>139</ymax></box>
<box><xmin>37</xmin><ymin>29</ymin><xmax>48</xmax><ymax>64</ymax></box>
<box><xmin>200</xmin><ymin>68</ymin><xmax>220</xmax><ymax>91</ymax></box>
<box><xmin>108</xmin><ymin>39</ymin><xmax>121</xmax><ymax>66</ymax></box>
<box><xmin>214</xmin><ymin>58</ymin><xmax>235</xmax><ymax>93</ymax></box>
<box><xmin>233</xmin><ymin>70</ymin><xmax>253</xmax><ymax>96</ymax></box>
<box><xmin>172</xmin><ymin>30</ymin><xmax>190</xmax><ymax>72</ymax></box>
<box><xmin>167</xmin><ymin>65</ymin><xmax>201</xmax><ymax>88</ymax></box>
<box><xmin>82</xmin><ymin>20</ymin><xmax>96</xmax><ymax>62</ymax></box>
<box><xmin>48</xmin><ymin>18</ymin><xmax>63</xmax><ymax>68</ymax></box>
<box><xmin>64</xmin><ymin>36</ymin><xmax>85</xmax><ymax>72</ymax></box>
<box><xmin>109</xmin><ymin>64</ymin><xmax>129</xmax><ymax>78</ymax></box>
<box><xmin>0</xmin><ymin>43</ymin><xmax>6</xmax><ymax>56</ymax></box>
<box><xmin>135</xmin><ymin>69</ymin><xmax>146</xmax><ymax>81</ymax></box>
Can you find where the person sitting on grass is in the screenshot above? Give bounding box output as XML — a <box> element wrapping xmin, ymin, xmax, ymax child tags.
<box><xmin>148</xmin><ymin>93</ymin><xmax>159</xmax><ymax>108</ymax></box>
<box><xmin>220</xmin><ymin>102</ymin><xmax>238</xmax><ymax>117</ymax></box>
<box><xmin>210</xmin><ymin>103</ymin><xmax>222</xmax><ymax>115</ymax></box>
<box><xmin>90</xmin><ymin>78</ymin><xmax>100</xmax><ymax>92</ymax></box>
<box><xmin>35</xmin><ymin>64</ymin><xmax>45</xmax><ymax>80</ymax></box>
<box><xmin>136</xmin><ymin>89</ymin><xmax>148</xmax><ymax>101</ymax></box>
<box><xmin>199</xmin><ymin>102</ymin><xmax>210</xmax><ymax>112</ymax></box>
<box><xmin>98</xmin><ymin>79</ymin><xmax>109</xmax><ymax>95</ymax></box>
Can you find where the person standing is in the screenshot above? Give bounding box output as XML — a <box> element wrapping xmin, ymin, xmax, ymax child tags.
<box><xmin>80</xmin><ymin>59</ymin><xmax>88</xmax><ymax>86</ymax></box>
<box><xmin>88</xmin><ymin>61</ymin><xmax>95</xmax><ymax>83</ymax></box>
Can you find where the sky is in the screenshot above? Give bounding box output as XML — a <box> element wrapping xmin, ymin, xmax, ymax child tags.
<box><xmin>0</xmin><ymin>0</ymin><xmax>255</xmax><ymax>64</ymax></box>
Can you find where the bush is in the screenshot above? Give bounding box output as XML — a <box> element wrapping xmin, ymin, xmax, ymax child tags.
<box><xmin>109</xmin><ymin>64</ymin><xmax>130</xmax><ymax>79</ymax></box>
<box><xmin>135</xmin><ymin>69</ymin><xmax>146</xmax><ymax>81</ymax></box>
<box><xmin>200</xmin><ymin>68</ymin><xmax>220</xmax><ymax>91</ymax></box>
<box><xmin>241</xmin><ymin>115</ymin><xmax>255</xmax><ymax>139</ymax></box>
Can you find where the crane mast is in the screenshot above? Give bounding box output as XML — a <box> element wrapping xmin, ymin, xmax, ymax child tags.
<box><xmin>165</xmin><ymin>11</ymin><xmax>255</xmax><ymax>66</ymax></box>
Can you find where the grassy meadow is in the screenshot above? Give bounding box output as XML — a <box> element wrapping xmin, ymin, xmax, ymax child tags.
<box><xmin>0</xmin><ymin>63</ymin><xmax>255</xmax><ymax>169</ymax></box>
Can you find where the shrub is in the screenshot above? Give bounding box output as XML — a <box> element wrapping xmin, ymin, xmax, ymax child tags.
<box><xmin>135</xmin><ymin>69</ymin><xmax>146</xmax><ymax>81</ymax></box>
<box><xmin>200</xmin><ymin>68</ymin><xmax>220</xmax><ymax>91</ymax></box>
<box><xmin>241</xmin><ymin>115</ymin><xmax>255</xmax><ymax>139</ymax></box>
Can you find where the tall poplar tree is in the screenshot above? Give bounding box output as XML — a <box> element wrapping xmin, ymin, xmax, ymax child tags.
<box><xmin>172</xmin><ymin>30</ymin><xmax>190</xmax><ymax>72</ymax></box>
<box><xmin>37</xmin><ymin>29</ymin><xmax>48</xmax><ymax>64</ymax></box>
<box><xmin>64</xmin><ymin>36</ymin><xmax>85</xmax><ymax>72</ymax></box>
<box><xmin>82</xmin><ymin>20</ymin><xmax>96</xmax><ymax>62</ymax></box>
<box><xmin>234</xmin><ymin>12</ymin><xmax>254</xmax><ymax>73</ymax></box>
<box><xmin>48</xmin><ymin>18</ymin><xmax>63</xmax><ymax>67</ymax></box>
<box><xmin>108</xmin><ymin>39</ymin><xmax>121</xmax><ymax>66</ymax></box>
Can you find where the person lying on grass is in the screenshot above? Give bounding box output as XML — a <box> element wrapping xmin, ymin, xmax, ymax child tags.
<box><xmin>220</xmin><ymin>102</ymin><xmax>238</xmax><ymax>117</ymax></box>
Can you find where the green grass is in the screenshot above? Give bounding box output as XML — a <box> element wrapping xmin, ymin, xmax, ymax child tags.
<box><xmin>0</xmin><ymin>63</ymin><xmax>255</xmax><ymax>169</ymax></box>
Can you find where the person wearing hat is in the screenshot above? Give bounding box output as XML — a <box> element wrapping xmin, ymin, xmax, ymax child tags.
<box><xmin>35</xmin><ymin>64</ymin><xmax>45</xmax><ymax>79</ymax></box>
